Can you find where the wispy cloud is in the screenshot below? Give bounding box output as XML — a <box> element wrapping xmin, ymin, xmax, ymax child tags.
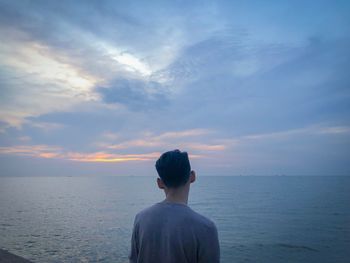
<box><xmin>0</xmin><ymin>144</ymin><xmax>205</xmax><ymax>163</ymax></box>
<box><xmin>240</xmin><ymin>125</ymin><xmax>350</xmax><ymax>141</ymax></box>
<box><xmin>157</xmin><ymin>129</ymin><xmax>210</xmax><ymax>139</ymax></box>
<box><xmin>209</xmin><ymin>125</ymin><xmax>350</xmax><ymax>149</ymax></box>
<box><xmin>18</xmin><ymin>136</ymin><xmax>31</xmax><ymax>142</ymax></box>
<box><xmin>186</xmin><ymin>143</ymin><xmax>226</xmax><ymax>151</ymax></box>
<box><xmin>24</xmin><ymin>120</ymin><xmax>65</xmax><ymax>132</ymax></box>
<box><xmin>0</xmin><ymin>145</ymin><xmax>159</xmax><ymax>163</ymax></box>
<box><xmin>66</xmin><ymin>152</ymin><xmax>160</xmax><ymax>163</ymax></box>
<box><xmin>0</xmin><ymin>121</ymin><xmax>348</xmax><ymax>174</ymax></box>
<box><xmin>101</xmin><ymin>129</ymin><xmax>225</xmax><ymax>152</ymax></box>
<box><xmin>0</xmin><ymin>145</ymin><xmax>62</xmax><ymax>158</ymax></box>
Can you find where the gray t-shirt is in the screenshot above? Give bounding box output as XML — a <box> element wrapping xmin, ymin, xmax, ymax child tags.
<box><xmin>129</xmin><ymin>200</ymin><xmax>220</xmax><ymax>263</ymax></box>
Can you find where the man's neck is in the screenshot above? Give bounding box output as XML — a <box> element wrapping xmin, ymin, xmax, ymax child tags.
<box><xmin>164</xmin><ymin>186</ymin><xmax>189</xmax><ymax>205</ymax></box>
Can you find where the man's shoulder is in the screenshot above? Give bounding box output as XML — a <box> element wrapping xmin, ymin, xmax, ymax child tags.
<box><xmin>188</xmin><ymin>208</ymin><xmax>217</xmax><ymax>230</ymax></box>
<box><xmin>134</xmin><ymin>203</ymin><xmax>162</xmax><ymax>220</ymax></box>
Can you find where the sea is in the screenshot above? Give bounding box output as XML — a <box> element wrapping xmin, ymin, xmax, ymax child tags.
<box><xmin>0</xmin><ymin>176</ymin><xmax>349</xmax><ymax>263</ymax></box>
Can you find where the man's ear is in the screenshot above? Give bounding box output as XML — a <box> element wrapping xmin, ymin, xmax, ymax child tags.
<box><xmin>189</xmin><ymin>170</ymin><xmax>196</xmax><ymax>183</ymax></box>
<box><xmin>157</xmin><ymin>177</ymin><xmax>165</xmax><ymax>189</ymax></box>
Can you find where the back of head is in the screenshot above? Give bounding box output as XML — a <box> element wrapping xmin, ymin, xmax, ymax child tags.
<box><xmin>155</xmin><ymin>149</ymin><xmax>191</xmax><ymax>188</ymax></box>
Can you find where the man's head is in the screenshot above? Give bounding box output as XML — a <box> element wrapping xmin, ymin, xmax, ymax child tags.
<box><xmin>155</xmin><ymin>149</ymin><xmax>194</xmax><ymax>189</ymax></box>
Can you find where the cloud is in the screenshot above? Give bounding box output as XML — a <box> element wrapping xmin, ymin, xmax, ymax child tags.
<box><xmin>0</xmin><ymin>143</ymin><xmax>205</xmax><ymax>163</ymax></box>
<box><xmin>215</xmin><ymin>125</ymin><xmax>350</xmax><ymax>146</ymax></box>
<box><xmin>97</xmin><ymin>78</ymin><xmax>169</xmax><ymax>110</ymax></box>
<box><xmin>65</xmin><ymin>152</ymin><xmax>160</xmax><ymax>163</ymax></box>
<box><xmin>0</xmin><ymin>35</ymin><xmax>100</xmax><ymax>127</ymax></box>
<box><xmin>0</xmin><ymin>128</ymin><xmax>225</xmax><ymax>163</ymax></box>
<box><xmin>98</xmin><ymin>129</ymin><xmax>225</xmax><ymax>153</ymax></box>
<box><xmin>1</xmin><ymin>0</ymin><xmax>211</xmax><ymax>127</ymax></box>
<box><xmin>18</xmin><ymin>136</ymin><xmax>31</xmax><ymax>142</ymax></box>
<box><xmin>0</xmin><ymin>145</ymin><xmax>62</xmax><ymax>158</ymax></box>
<box><xmin>240</xmin><ymin>126</ymin><xmax>344</xmax><ymax>141</ymax></box>
<box><xmin>157</xmin><ymin>129</ymin><xmax>211</xmax><ymax>139</ymax></box>
<box><xmin>0</xmin><ymin>144</ymin><xmax>159</xmax><ymax>163</ymax></box>
<box><xmin>0</xmin><ymin>0</ymin><xmax>349</xmax><ymax>175</ymax></box>
<box><xmin>24</xmin><ymin>120</ymin><xmax>65</xmax><ymax>132</ymax></box>
<box><xmin>185</xmin><ymin>143</ymin><xmax>226</xmax><ymax>151</ymax></box>
<box><xmin>101</xmin><ymin>43</ymin><xmax>152</xmax><ymax>76</ymax></box>
<box><xmin>153</xmin><ymin>36</ymin><xmax>350</xmax><ymax>137</ymax></box>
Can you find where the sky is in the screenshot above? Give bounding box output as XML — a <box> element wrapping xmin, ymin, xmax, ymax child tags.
<box><xmin>0</xmin><ymin>0</ymin><xmax>349</xmax><ymax>176</ymax></box>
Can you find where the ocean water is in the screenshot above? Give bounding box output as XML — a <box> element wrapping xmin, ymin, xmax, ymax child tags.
<box><xmin>0</xmin><ymin>176</ymin><xmax>349</xmax><ymax>263</ymax></box>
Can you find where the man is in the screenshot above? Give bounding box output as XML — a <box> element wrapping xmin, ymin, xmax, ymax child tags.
<box><xmin>129</xmin><ymin>149</ymin><xmax>220</xmax><ymax>263</ymax></box>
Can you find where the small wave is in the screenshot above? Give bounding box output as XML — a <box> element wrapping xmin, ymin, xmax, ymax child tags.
<box><xmin>276</xmin><ymin>243</ymin><xmax>319</xmax><ymax>252</ymax></box>
<box><xmin>46</xmin><ymin>249</ymin><xmax>58</xmax><ymax>255</ymax></box>
<box><xmin>0</xmin><ymin>223</ymin><xmax>13</xmax><ymax>227</ymax></box>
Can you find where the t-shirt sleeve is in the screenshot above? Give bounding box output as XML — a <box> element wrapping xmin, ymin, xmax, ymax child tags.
<box><xmin>198</xmin><ymin>222</ymin><xmax>220</xmax><ymax>263</ymax></box>
<box><xmin>129</xmin><ymin>216</ymin><xmax>139</xmax><ymax>263</ymax></box>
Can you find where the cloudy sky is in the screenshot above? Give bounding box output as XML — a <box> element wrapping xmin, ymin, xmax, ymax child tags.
<box><xmin>0</xmin><ymin>0</ymin><xmax>349</xmax><ymax>176</ymax></box>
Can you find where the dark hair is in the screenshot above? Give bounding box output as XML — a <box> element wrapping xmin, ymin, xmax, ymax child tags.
<box><xmin>155</xmin><ymin>149</ymin><xmax>191</xmax><ymax>188</ymax></box>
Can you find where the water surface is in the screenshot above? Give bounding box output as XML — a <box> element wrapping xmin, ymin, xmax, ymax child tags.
<box><xmin>0</xmin><ymin>176</ymin><xmax>349</xmax><ymax>262</ymax></box>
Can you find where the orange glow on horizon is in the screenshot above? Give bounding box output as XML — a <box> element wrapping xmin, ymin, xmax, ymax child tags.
<box><xmin>66</xmin><ymin>152</ymin><xmax>161</xmax><ymax>163</ymax></box>
<box><xmin>0</xmin><ymin>145</ymin><xmax>162</xmax><ymax>163</ymax></box>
